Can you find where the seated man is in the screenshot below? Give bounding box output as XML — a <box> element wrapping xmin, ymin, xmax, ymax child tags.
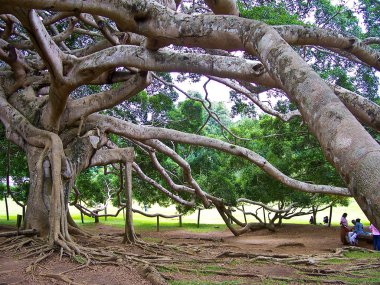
<box><xmin>347</xmin><ymin>231</ymin><xmax>358</xmax><ymax>246</ymax></box>
<box><xmin>354</xmin><ymin>218</ymin><xmax>370</xmax><ymax>236</ymax></box>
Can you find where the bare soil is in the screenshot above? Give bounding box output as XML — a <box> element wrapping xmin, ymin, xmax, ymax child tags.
<box><xmin>0</xmin><ymin>223</ymin><xmax>377</xmax><ymax>285</ymax></box>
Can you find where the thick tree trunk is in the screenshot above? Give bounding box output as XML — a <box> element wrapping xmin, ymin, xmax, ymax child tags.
<box><xmin>24</xmin><ymin>147</ymin><xmax>51</xmax><ymax>238</ymax></box>
<box><xmin>24</xmin><ymin>146</ymin><xmax>70</xmax><ymax>243</ymax></box>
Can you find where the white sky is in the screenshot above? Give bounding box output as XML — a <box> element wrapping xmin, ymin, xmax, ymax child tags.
<box><xmin>175</xmin><ymin>75</ymin><xmax>232</xmax><ymax>103</ymax></box>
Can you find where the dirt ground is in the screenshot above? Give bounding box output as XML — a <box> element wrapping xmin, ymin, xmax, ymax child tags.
<box><xmin>0</xmin><ymin>223</ymin><xmax>378</xmax><ymax>285</ymax></box>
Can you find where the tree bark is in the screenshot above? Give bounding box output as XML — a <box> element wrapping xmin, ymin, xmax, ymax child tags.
<box><xmin>24</xmin><ymin>147</ymin><xmax>52</xmax><ymax>238</ymax></box>
<box><xmin>123</xmin><ymin>149</ymin><xmax>136</xmax><ymax>243</ymax></box>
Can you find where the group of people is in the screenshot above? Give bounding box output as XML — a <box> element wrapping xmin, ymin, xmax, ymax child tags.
<box><xmin>340</xmin><ymin>213</ymin><xmax>380</xmax><ymax>250</ymax></box>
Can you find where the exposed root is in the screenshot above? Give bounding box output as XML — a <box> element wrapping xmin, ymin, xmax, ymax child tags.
<box><xmin>276</xmin><ymin>242</ymin><xmax>305</xmax><ymax>248</ymax></box>
<box><xmin>23</xmin><ymin>244</ymin><xmax>52</xmax><ymax>259</ymax></box>
<box><xmin>0</xmin><ymin>235</ymin><xmax>24</xmax><ymax>246</ymax></box>
<box><xmin>68</xmin><ymin>224</ymin><xmax>90</xmax><ymax>237</ymax></box>
<box><xmin>2</xmin><ymin>238</ymin><xmax>34</xmax><ymax>251</ymax></box>
<box><xmin>216</xmin><ymin>250</ymin><xmax>292</xmax><ymax>259</ymax></box>
<box><xmin>40</xmin><ymin>273</ymin><xmax>85</xmax><ymax>285</ymax></box>
<box><xmin>167</xmin><ymin>236</ymin><xmax>224</xmax><ymax>242</ymax></box>
<box><xmin>137</xmin><ymin>264</ymin><xmax>169</xmax><ymax>285</ymax></box>
<box><xmin>3</xmin><ymin>232</ymin><xmax>378</xmax><ymax>285</ymax></box>
<box><xmin>26</xmin><ymin>250</ymin><xmax>55</xmax><ymax>272</ymax></box>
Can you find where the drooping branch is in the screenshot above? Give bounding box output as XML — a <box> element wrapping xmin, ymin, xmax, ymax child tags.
<box><xmin>208</xmin><ymin>76</ymin><xmax>301</xmax><ymax>122</ymax></box>
<box><xmin>143</xmin><ymin>139</ymin><xmax>211</xmax><ymax>207</ymax></box>
<box><xmin>88</xmin><ymin>114</ymin><xmax>351</xmax><ymax>196</ymax></box>
<box><xmin>132</xmin><ymin>162</ymin><xmax>195</xmax><ymax>206</ymax></box>
<box><xmin>134</xmin><ymin>141</ymin><xmax>195</xmax><ymax>195</ymax></box>
<box><xmin>153</xmin><ymin>73</ymin><xmax>250</xmax><ymax>141</ymax></box>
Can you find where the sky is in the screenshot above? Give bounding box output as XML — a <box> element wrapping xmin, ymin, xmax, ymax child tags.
<box><xmin>174</xmin><ymin>0</ymin><xmax>379</xmax><ymax>112</ymax></box>
<box><xmin>175</xmin><ymin>75</ymin><xmax>232</xmax><ymax>104</ymax></box>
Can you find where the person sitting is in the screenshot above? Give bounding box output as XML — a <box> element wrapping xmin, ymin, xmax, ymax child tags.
<box><xmin>348</xmin><ymin>231</ymin><xmax>358</xmax><ymax>246</ymax></box>
<box><xmin>323</xmin><ymin>216</ymin><xmax>329</xmax><ymax>225</ymax></box>
<box><xmin>354</xmin><ymin>218</ymin><xmax>366</xmax><ymax>236</ymax></box>
<box><xmin>309</xmin><ymin>215</ymin><xmax>314</xmax><ymax>224</ymax></box>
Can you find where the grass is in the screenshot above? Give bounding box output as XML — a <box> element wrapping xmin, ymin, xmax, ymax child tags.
<box><xmin>0</xmin><ymin>215</ymin><xmax>18</xmax><ymax>227</ymax></box>
<box><xmin>169</xmin><ymin>281</ymin><xmax>243</xmax><ymax>285</ymax></box>
<box><xmin>0</xmin><ymin>197</ymin><xmax>371</xmax><ymax>226</ymax></box>
<box><xmin>320</xmin><ymin>251</ymin><xmax>380</xmax><ymax>265</ymax></box>
<box><xmin>0</xmin><ymin>213</ymin><xmax>226</xmax><ymax>235</ymax></box>
<box><xmin>320</xmin><ymin>258</ymin><xmax>351</xmax><ymax>264</ymax></box>
<box><xmin>72</xmin><ymin>214</ymin><xmax>226</xmax><ymax>233</ymax></box>
<box><xmin>343</xmin><ymin>250</ymin><xmax>380</xmax><ymax>259</ymax></box>
<box><xmin>308</xmin><ymin>273</ymin><xmax>380</xmax><ymax>285</ymax></box>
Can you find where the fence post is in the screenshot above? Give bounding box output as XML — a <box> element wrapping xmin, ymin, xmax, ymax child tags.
<box><xmin>242</xmin><ymin>204</ymin><xmax>247</xmax><ymax>224</ymax></box>
<box><xmin>157</xmin><ymin>216</ymin><xmax>160</xmax><ymax>232</ymax></box>
<box><xmin>17</xmin><ymin>214</ymin><xmax>22</xmax><ymax>234</ymax></box>
<box><xmin>179</xmin><ymin>215</ymin><xmax>182</xmax><ymax>227</ymax></box>
<box><xmin>80</xmin><ymin>201</ymin><xmax>84</xmax><ymax>223</ymax></box>
<box><xmin>263</xmin><ymin>207</ymin><xmax>266</xmax><ymax>224</ymax></box>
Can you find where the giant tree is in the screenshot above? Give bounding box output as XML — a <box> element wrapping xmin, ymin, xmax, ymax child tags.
<box><xmin>0</xmin><ymin>0</ymin><xmax>379</xmax><ymax>253</ymax></box>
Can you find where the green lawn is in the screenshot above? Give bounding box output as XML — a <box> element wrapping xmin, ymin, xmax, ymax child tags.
<box><xmin>0</xmin><ymin>197</ymin><xmax>370</xmax><ymax>229</ymax></box>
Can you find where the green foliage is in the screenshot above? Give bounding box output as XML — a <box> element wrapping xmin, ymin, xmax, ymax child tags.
<box><xmin>226</xmin><ymin>115</ymin><xmax>348</xmax><ymax>209</ymax></box>
<box><xmin>74</xmin><ymin>167</ymin><xmax>119</xmax><ymax>207</ymax></box>
<box><xmin>72</xmin><ymin>254</ymin><xmax>87</xmax><ymax>264</ymax></box>
<box><xmin>169</xmin><ymin>95</ymin><xmax>206</xmax><ymax>133</ymax></box>
<box><xmin>230</xmin><ymin>91</ymin><xmax>257</xmax><ymax>119</ymax></box>
<box><xmin>239</xmin><ymin>4</ymin><xmax>304</xmax><ymax>25</ymax></box>
<box><xmin>358</xmin><ymin>0</ymin><xmax>380</xmax><ymax>41</ymax></box>
<box><xmin>0</xmin><ymin>125</ymin><xmax>29</xmax><ymax>204</ymax></box>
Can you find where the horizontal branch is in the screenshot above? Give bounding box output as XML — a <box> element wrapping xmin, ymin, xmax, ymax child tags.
<box><xmin>70</xmin><ymin>46</ymin><xmax>266</xmax><ymax>86</ymax></box>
